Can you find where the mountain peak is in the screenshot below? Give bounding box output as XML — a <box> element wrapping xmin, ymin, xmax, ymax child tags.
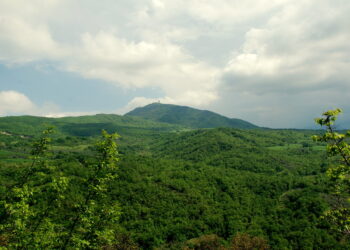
<box><xmin>125</xmin><ymin>103</ymin><xmax>258</xmax><ymax>129</ymax></box>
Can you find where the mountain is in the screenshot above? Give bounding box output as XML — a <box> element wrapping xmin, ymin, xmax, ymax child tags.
<box><xmin>125</xmin><ymin>103</ymin><xmax>258</xmax><ymax>129</ymax></box>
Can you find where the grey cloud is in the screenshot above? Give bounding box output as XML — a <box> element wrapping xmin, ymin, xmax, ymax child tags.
<box><xmin>212</xmin><ymin>86</ymin><xmax>350</xmax><ymax>128</ymax></box>
<box><xmin>218</xmin><ymin>0</ymin><xmax>350</xmax><ymax>127</ymax></box>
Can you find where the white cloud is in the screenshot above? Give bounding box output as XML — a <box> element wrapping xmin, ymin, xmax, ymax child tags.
<box><xmin>0</xmin><ymin>0</ymin><xmax>63</xmax><ymax>63</ymax></box>
<box><xmin>0</xmin><ymin>91</ymin><xmax>36</xmax><ymax>115</ymax></box>
<box><xmin>0</xmin><ymin>90</ymin><xmax>96</xmax><ymax>117</ymax></box>
<box><xmin>0</xmin><ymin>17</ymin><xmax>63</xmax><ymax>63</ymax></box>
<box><xmin>184</xmin><ymin>0</ymin><xmax>288</xmax><ymax>24</ymax></box>
<box><xmin>134</xmin><ymin>0</ymin><xmax>288</xmax><ymax>27</ymax></box>
<box><xmin>63</xmin><ymin>31</ymin><xmax>220</xmax><ymax>107</ymax></box>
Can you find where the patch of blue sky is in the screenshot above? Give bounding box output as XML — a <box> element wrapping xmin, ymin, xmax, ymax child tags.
<box><xmin>0</xmin><ymin>63</ymin><xmax>163</xmax><ymax>113</ymax></box>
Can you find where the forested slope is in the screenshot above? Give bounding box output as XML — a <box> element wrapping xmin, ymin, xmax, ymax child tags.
<box><xmin>0</xmin><ymin>115</ymin><xmax>348</xmax><ymax>249</ymax></box>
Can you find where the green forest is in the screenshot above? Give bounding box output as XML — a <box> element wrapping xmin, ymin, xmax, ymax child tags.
<box><xmin>0</xmin><ymin>105</ymin><xmax>349</xmax><ymax>249</ymax></box>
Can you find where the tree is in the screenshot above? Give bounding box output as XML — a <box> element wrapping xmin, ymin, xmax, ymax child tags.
<box><xmin>61</xmin><ymin>130</ymin><xmax>120</xmax><ymax>249</ymax></box>
<box><xmin>313</xmin><ymin>109</ymin><xmax>350</xmax><ymax>237</ymax></box>
<box><xmin>0</xmin><ymin>129</ymin><xmax>121</xmax><ymax>249</ymax></box>
<box><xmin>0</xmin><ymin>127</ymin><xmax>68</xmax><ymax>248</ymax></box>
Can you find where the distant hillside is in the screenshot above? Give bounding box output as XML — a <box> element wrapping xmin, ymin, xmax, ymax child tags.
<box><xmin>125</xmin><ymin>103</ymin><xmax>258</xmax><ymax>129</ymax></box>
<box><xmin>0</xmin><ymin>114</ymin><xmax>182</xmax><ymax>137</ymax></box>
<box><xmin>148</xmin><ymin>127</ymin><xmax>322</xmax><ymax>174</ymax></box>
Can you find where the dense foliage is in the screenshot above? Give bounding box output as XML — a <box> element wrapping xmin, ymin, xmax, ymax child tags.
<box><xmin>0</xmin><ymin>129</ymin><xmax>120</xmax><ymax>248</ymax></box>
<box><xmin>0</xmin><ymin>113</ymin><xmax>349</xmax><ymax>249</ymax></box>
<box><xmin>313</xmin><ymin>109</ymin><xmax>350</xmax><ymax>237</ymax></box>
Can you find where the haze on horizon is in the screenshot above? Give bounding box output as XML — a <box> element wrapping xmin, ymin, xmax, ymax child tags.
<box><xmin>0</xmin><ymin>0</ymin><xmax>350</xmax><ymax>128</ymax></box>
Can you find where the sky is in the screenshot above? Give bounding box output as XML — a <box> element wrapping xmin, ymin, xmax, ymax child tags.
<box><xmin>0</xmin><ymin>0</ymin><xmax>350</xmax><ymax>128</ymax></box>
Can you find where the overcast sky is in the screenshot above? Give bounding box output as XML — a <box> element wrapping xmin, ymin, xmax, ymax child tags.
<box><xmin>0</xmin><ymin>0</ymin><xmax>349</xmax><ymax>128</ymax></box>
